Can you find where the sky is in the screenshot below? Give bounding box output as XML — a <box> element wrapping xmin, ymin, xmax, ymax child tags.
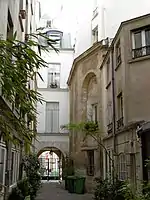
<box><xmin>39</xmin><ymin>0</ymin><xmax>81</xmax><ymax>42</ymax></box>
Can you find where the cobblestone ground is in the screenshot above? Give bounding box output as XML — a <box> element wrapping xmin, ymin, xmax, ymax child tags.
<box><xmin>36</xmin><ymin>181</ymin><xmax>93</xmax><ymax>200</ymax></box>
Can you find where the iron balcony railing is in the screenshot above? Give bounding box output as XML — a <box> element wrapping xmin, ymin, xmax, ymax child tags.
<box><xmin>117</xmin><ymin>117</ymin><xmax>124</xmax><ymax>129</ymax></box>
<box><xmin>107</xmin><ymin>122</ymin><xmax>113</xmax><ymax>134</ymax></box>
<box><xmin>132</xmin><ymin>45</ymin><xmax>150</xmax><ymax>59</ymax></box>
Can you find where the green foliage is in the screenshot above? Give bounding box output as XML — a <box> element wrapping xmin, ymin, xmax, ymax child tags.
<box><xmin>62</xmin><ymin>121</ymin><xmax>99</xmax><ymax>137</ymax></box>
<box><xmin>94</xmin><ymin>177</ymin><xmax>150</xmax><ymax>200</ymax></box>
<box><xmin>94</xmin><ymin>177</ymin><xmax>125</xmax><ymax>200</ymax></box>
<box><xmin>63</xmin><ymin>156</ymin><xmax>74</xmax><ymax>178</ymax></box>
<box><xmin>8</xmin><ymin>178</ymin><xmax>30</xmax><ymax>200</ymax></box>
<box><xmin>0</xmin><ymin>31</ymin><xmax>57</xmax><ymax>150</ymax></box>
<box><xmin>22</xmin><ymin>154</ymin><xmax>41</xmax><ymax>200</ymax></box>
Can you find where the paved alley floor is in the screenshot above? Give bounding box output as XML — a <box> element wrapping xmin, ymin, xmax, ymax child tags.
<box><xmin>36</xmin><ymin>181</ymin><xmax>93</xmax><ymax>200</ymax></box>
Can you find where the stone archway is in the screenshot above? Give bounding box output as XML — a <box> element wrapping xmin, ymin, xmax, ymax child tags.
<box><xmin>35</xmin><ymin>134</ymin><xmax>69</xmax><ymax>157</ymax></box>
<box><xmin>38</xmin><ymin>146</ymin><xmax>65</xmax><ymax>181</ymax></box>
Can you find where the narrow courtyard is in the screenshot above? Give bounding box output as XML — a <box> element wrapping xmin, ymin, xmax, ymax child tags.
<box><xmin>36</xmin><ymin>182</ymin><xmax>93</xmax><ymax>200</ymax></box>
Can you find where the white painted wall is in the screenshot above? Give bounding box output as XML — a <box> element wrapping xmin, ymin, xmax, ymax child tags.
<box><xmin>74</xmin><ymin>0</ymin><xmax>150</xmax><ymax>57</ymax></box>
<box><xmin>37</xmin><ymin>50</ymin><xmax>74</xmax><ymax>88</ymax></box>
<box><xmin>37</xmin><ymin>90</ymin><xmax>69</xmax><ymax>133</ymax></box>
<box><xmin>37</xmin><ymin>46</ymin><xmax>74</xmax><ymax>134</ymax></box>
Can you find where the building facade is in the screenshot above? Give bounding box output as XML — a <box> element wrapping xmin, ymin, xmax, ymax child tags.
<box><xmin>67</xmin><ymin>41</ymin><xmax>108</xmax><ymax>191</ymax></box>
<box><xmin>36</xmin><ymin>25</ymin><xmax>74</xmax><ymax>162</ymax></box>
<box><xmin>100</xmin><ymin>13</ymin><xmax>150</xmax><ymax>184</ymax></box>
<box><xmin>74</xmin><ymin>0</ymin><xmax>150</xmax><ymax>58</ymax></box>
<box><xmin>69</xmin><ymin>13</ymin><xmax>150</xmax><ymax>191</ymax></box>
<box><xmin>0</xmin><ymin>0</ymin><xmax>40</xmax><ymax>199</ymax></box>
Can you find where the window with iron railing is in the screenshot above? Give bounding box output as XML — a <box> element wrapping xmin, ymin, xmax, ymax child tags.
<box><xmin>132</xmin><ymin>27</ymin><xmax>150</xmax><ymax>58</ymax></box>
<box><xmin>116</xmin><ymin>40</ymin><xmax>121</xmax><ymax>66</ymax></box>
<box><xmin>117</xmin><ymin>92</ymin><xmax>124</xmax><ymax>129</ymax></box>
<box><xmin>118</xmin><ymin>154</ymin><xmax>128</xmax><ymax>180</ymax></box>
<box><xmin>86</xmin><ymin>150</ymin><xmax>95</xmax><ymax>176</ymax></box>
<box><xmin>47</xmin><ymin>63</ymin><xmax>60</xmax><ymax>88</ymax></box>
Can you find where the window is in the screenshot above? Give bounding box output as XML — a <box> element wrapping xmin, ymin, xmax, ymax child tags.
<box><xmin>132</xmin><ymin>27</ymin><xmax>150</xmax><ymax>58</ymax></box>
<box><xmin>118</xmin><ymin>154</ymin><xmax>128</xmax><ymax>180</ymax></box>
<box><xmin>92</xmin><ymin>26</ymin><xmax>98</xmax><ymax>44</ymax></box>
<box><xmin>7</xmin><ymin>9</ymin><xmax>13</xmax><ymax>40</ymax></box>
<box><xmin>92</xmin><ymin>104</ymin><xmax>98</xmax><ymax>123</ymax></box>
<box><xmin>117</xmin><ymin>92</ymin><xmax>123</xmax><ymax>119</ymax></box>
<box><xmin>48</xmin><ymin>63</ymin><xmax>60</xmax><ymax>88</ymax></box>
<box><xmin>106</xmin><ymin>58</ymin><xmax>110</xmax><ymax>84</ymax></box>
<box><xmin>0</xmin><ymin>148</ymin><xmax>6</xmax><ymax>191</ymax></box>
<box><xmin>105</xmin><ymin>150</ymin><xmax>113</xmax><ymax>177</ymax></box>
<box><xmin>45</xmin><ymin>102</ymin><xmax>59</xmax><ymax>133</ymax></box>
<box><xmin>87</xmin><ymin>150</ymin><xmax>94</xmax><ymax>176</ymax></box>
<box><xmin>117</xmin><ymin>92</ymin><xmax>124</xmax><ymax>129</ymax></box>
<box><xmin>130</xmin><ymin>154</ymin><xmax>136</xmax><ymax>184</ymax></box>
<box><xmin>93</xmin><ymin>0</ymin><xmax>98</xmax><ymax>17</ymax></box>
<box><xmin>10</xmin><ymin>151</ymin><xmax>14</xmax><ymax>185</ymax></box>
<box><xmin>116</xmin><ymin>40</ymin><xmax>121</xmax><ymax>65</ymax></box>
<box><xmin>107</xmin><ymin>101</ymin><xmax>113</xmax><ymax>133</ymax></box>
<box><xmin>47</xmin><ymin>31</ymin><xmax>62</xmax><ymax>48</ymax></box>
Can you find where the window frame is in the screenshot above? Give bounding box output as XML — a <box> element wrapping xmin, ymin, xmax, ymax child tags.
<box><xmin>115</xmin><ymin>39</ymin><xmax>121</xmax><ymax>66</ymax></box>
<box><xmin>132</xmin><ymin>26</ymin><xmax>150</xmax><ymax>58</ymax></box>
<box><xmin>86</xmin><ymin>150</ymin><xmax>95</xmax><ymax>176</ymax></box>
<box><xmin>118</xmin><ymin>153</ymin><xmax>128</xmax><ymax>180</ymax></box>
<box><xmin>92</xmin><ymin>104</ymin><xmax>98</xmax><ymax>123</ymax></box>
<box><xmin>45</xmin><ymin>102</ymin><xmax>59</xmax><ymax>133</ymax></box>
<box><xmin>92</xmin><ymin>26</ymin><xmax>98</xmax><ymax>44</ymax></box>
<box><xmin>0</xmin><ymin>145</ymin><xmax>6</xmax><ymax>192</ymax></box>
<box><xmin>47</xmin><ymin>63</ymin><xmax>61</xmax><ymax>88</ymax></box>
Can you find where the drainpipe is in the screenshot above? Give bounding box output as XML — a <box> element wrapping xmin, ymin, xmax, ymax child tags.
<box><xmin>111</xmin><ymin>47</ymin><xmax>116</xmax><ymax>152</ymax></box>
<box><xmin>111</xmin><ymin>46</ymin><xmax>117</xmax><ymax>179</ymax></box>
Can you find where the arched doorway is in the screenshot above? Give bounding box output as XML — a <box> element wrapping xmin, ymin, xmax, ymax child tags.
<box><xmin>38</xmin><ymin>147</ymin><xmax>64</xmax><ymax>181</ymax></box>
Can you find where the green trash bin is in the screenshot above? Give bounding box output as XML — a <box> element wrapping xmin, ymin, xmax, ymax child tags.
<box><xmin>67</xmin><ymin>176</ymin><xmax>76</xmax><ymax>193</ymax></box>
<box><xmin>75</xmin><ymin>177</ymin><xmax>85</xmax><ymax>194</ymax></box>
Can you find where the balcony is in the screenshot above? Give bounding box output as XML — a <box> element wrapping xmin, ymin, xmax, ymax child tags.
<box><xmin>117</xmin><ymin>117</ymin><xmax>124</xmax><ymax>129</ymax></box>
<box><xmin>132</xmin><ymin>45</ymin><xmax>150</xmax><ymax>59</ymax></box>
<box><xmin>107</xmin><ymin>122</ymin><xmax>113</xmax><ymax>134</ymax></box>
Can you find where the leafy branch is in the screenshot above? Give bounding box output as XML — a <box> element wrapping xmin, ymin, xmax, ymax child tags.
<box><xmin>0</xmin><ymin>31</ymin><xmax>57</xmax><ymax>151</ymax></box>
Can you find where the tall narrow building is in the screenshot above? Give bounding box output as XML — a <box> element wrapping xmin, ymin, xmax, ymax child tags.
<box><xmin>35</xmin><ymin>21</ymin><xmax>74</xmax><ymax>179</ymax></box>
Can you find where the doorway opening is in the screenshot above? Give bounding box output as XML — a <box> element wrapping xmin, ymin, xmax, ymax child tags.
<box><xmin>38</xmin><ymin>147</ymin><xmax>64</xmax><ymax>181</ymax></box>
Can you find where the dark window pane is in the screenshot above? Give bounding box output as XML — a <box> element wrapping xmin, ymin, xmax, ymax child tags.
<box><xmin>134</xmin><ymin>32</ymin><xmax>142</xmax><ymax>49</ymax></box>
<box><xmin>0</xmin><ymin>149</ymin><xmax>5</xmax><ymax>191</ymax></box>
<box><xmin>145</xmin><ymin>29</ymin><xmax>150</xmax><ymax>46</ymax></box>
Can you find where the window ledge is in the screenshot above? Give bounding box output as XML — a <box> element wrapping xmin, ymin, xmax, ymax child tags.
<box><xmin>106</xmin><ymin>81</ymin><xmax>111</xmax><ymax>89</ymax></box>
<box><xmin>128</xmin><ymin>54</ymin><xmax>150</xmax><ymax>64</ymax></box>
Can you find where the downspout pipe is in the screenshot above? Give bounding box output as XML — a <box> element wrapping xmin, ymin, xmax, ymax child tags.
<box><xmin>111</xmin><ymin>47</ymin><xmax>117</xmax><ymax>153</ymax></box>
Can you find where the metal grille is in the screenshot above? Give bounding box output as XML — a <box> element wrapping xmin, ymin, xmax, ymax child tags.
<box><xmin>39</xmin><ymin>157</ymin><xmax>60</xmax><ymax>180</ymax></box>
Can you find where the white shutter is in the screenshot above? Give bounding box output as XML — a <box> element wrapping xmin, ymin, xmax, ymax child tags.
<box><xmin>45</xmin><ymin>102</ymin><xmax>59</xmax><ymax>133</ymax></box>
